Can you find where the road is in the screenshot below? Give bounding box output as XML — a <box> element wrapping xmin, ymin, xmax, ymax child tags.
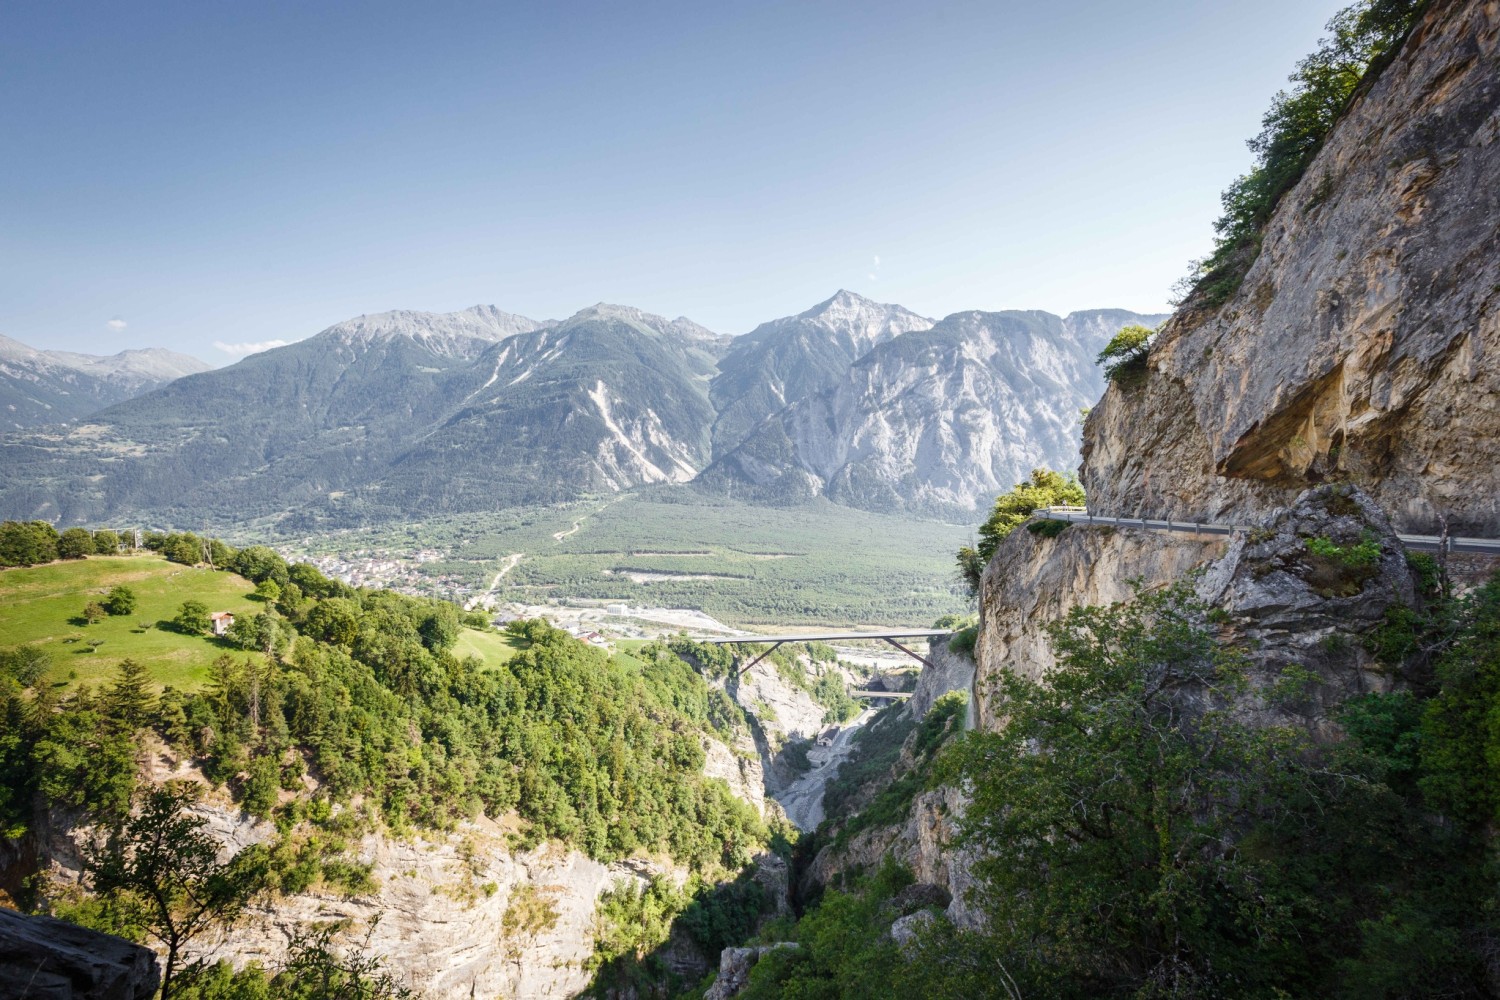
<box><xmin>773</xmin><ymin>708</ymin><xmax>875</xmax><ymax>831</ymax></box>
<box><xmin>1033</xmin><ymin>508</ymin><xmax>1500</xmax><ymax>555</ymax></box>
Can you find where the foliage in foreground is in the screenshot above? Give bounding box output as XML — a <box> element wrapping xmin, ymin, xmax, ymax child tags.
<box><xmin>732</xmin><ymin>578</ymin><xmax>1498</xmax><ymax>999</ymax></box>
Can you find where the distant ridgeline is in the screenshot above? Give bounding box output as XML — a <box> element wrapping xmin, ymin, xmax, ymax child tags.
<box><xmin>0</xmin><ymin>296</ymin><xmax>1164</xmax><ymax>530</ymax></box>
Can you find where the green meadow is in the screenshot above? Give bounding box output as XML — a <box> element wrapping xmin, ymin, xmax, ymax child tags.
<box><xmin>0</xmin><ymin>554</ymin><xmax>534</xmax><ymax>693</ymax></box>
<box><xmin>0</xmin><ymin>555</ymin><xmax>264</xmax><ymax>690</ymax></box>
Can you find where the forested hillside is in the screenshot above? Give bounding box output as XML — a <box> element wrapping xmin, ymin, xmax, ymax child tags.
<box><xmin>0</xmin><ymin>530</ymin><xmax>778</xmax><ymax>995</ymax></box>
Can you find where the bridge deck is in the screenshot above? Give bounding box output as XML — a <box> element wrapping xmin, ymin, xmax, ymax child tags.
<box><xmin>695</xmin><ymin>629</ymin><xmax>949</xmax><ymax>645</ymax></box>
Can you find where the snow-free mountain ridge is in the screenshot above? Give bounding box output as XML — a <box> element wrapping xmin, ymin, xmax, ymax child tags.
<box><xmin>0</xmin><ymin>293</ymin><xmax>1165</xmax><ymax>528</ymax></box>
<box><xmin>0</xmin><ymin>333</ymin><xmax>210</xmax><ymax>430</ymax></box>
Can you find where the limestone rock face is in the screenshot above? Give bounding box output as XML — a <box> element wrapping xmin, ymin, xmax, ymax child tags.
<box><xmin>703</xmin><ymin>943</ymin><xmax>799</xmax><ymax>1000</ymax></box>
<box><xmin>804</xmin><ymin>784</ymin><xmax>981</xmax><ymax>930</ymax></box>
<box><xmin>1083</xmin><ymin>0</ymin><xmax>1500</xmax><ymax>535</ymax></box>
<box><xmin>1194</xmin><ymin>485</ymin><xmax>1414</xmax><ymax>733</ymax></box>
<box><xmin>0</xmin><ymin>907</ymin><xmax>160</xmax><ymax>1000</ymax></box>
<box><xmin>889</xmin><ymin>910</ymin><xmax>938</xmax><ymax>949</ymax></box>
<box><xmin>903</xmin><ymin>640</ymin><xmax>975</xmax><ymax>723</ymax></box>
<box><xmin>974</xmin><ymin>524</ymin><xmax>1227</xmax><ymax>729</ymax></box>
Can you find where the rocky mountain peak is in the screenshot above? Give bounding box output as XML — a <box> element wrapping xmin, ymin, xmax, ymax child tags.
<box><xmin>321</xmin><ymin>305</ymin><xmax>547</xmax><ymax>357</ymax></box>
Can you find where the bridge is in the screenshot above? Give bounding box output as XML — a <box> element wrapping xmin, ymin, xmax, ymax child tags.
<box><xmin>694</xmin><ymin>628</ymin><xmax>949</xmax><ymax>672</ymax></box>
<box><xmin>1033</xmin><ymin>507</ymin><xmax>1500</xmax><ymax>556</ymax></box>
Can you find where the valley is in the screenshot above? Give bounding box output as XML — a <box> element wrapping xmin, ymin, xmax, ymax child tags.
<box><xmin>4</xmin><ymin>0</ymin><xmax>1499</xmax><ymax>997</ymax></box>
<box><xmin>280</xmin><ymin>490</ymin><xmax>973</xmax><ymax>628</ymax></box>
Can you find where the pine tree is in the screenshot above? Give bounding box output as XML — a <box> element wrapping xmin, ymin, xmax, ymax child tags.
<box><xmin>106</xmin><ymin>658</ymin><xmax>156</xmax><ymax>731</ymax></box>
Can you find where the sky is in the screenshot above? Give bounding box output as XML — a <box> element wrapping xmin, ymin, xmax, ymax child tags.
<box><xmin>1</xmin><ymin>0</ymin><xmax>1349</xmax><ymax>362</ymax></box>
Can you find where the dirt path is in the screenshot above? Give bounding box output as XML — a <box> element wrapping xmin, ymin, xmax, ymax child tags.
<box><xmin>774</xmin><ymin>708</ymin><xmax>875</xmax><ymax>831</ymax></box>
<box><xmin>552</xmin><ymin>521</ymin><xmax>582</xmax><ymax>542</ymax></box>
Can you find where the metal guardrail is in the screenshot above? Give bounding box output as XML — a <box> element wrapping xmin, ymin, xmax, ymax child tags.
<box><xmin>1033</xmin><ymin>508</ymin><xmax>1500</xmax><ymax>556</ymax></box>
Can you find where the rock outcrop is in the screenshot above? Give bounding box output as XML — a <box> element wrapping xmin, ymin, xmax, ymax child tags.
<box><xmin>0</xmin><ymin>907</ymin><xmax>160</xmax><ymax>1000</ymax></box>
<box><xmin>904</xmin><ymin>638</ymin><xmax>975</xmax><ymax>723</ymax></box>
<box><xmin>703</xmin><ymin>942</ymin><xmax>799</xmax><ymax>1000</ymax></box>
<box><xmin>974</xmin><ymin>523</ymin><xmax>1228</xmax><ymax>728</ymax></box>
<box><xmin>1082</xmin><ymin>0</ymin><xmax>1500</xmax><ymax>536</ymax></box>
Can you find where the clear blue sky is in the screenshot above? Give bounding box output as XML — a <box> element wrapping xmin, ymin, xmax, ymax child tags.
<box><xmin>1</xmin><ymin>0</ymin><xmax>1347</xmax><ymax>361</ymax></box>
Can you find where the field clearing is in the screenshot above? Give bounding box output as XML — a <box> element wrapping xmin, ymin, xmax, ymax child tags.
<box><xmin>0</xmin><ymin>555</ymin><xmax>264</xmax><ymax>691</ymax></box>
<box><xmin>453</xmin><ymin>626</ymin><xmax>527</xmax><ymax>666</ymax></box>
<box><xmin>290</xmin><ymin>490</ymin><xmax>974</xmax><ymax>627</ymax></box>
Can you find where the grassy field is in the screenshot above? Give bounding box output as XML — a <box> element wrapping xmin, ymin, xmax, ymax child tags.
<box><xmin>0</xmin><ymin>555</ymin><xmax>264</xmax><ymax>691</ymax></box>
<box><xmin>452</xmin><ymin>626</ymin><xmax>526</xmax><ymax>666</ymax></box>
<box><xmin>288</xmin><ymin>490</ymin><xmax>974</xmax><ymax>627</ymax></box>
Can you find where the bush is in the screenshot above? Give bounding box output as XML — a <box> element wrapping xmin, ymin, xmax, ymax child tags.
<box><xmin>958</xmin><ymin>470</ymin><xmax>1085</xmax><ymax>595</ymax></box>
<box><xmin>58</xmin><ymin>527</ymin><xmax>97</xmax><ymax>559</ymax></box>
<box><xmin>103</xmin><ymin>586</ymin><xmax>137</xmax><ymax>616</ymax></box>
<box><xmin>0</xmin><ymin>520</ymin><xmax>59</xmax><ymax>567</ymax></box>
<box><xmin>1095</xmin><ymin>324</ymin><xmax>1155</xmax><ymax>385</ymax></box>
<box><xmin>173</xmin><ymin>600</ymin><xmax>212</xmax><ymax>635</ymax></box>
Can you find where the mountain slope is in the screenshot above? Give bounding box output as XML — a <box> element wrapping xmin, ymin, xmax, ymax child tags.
<box><xmin>0</xmin><ymin>304</ymin><xmax>724</xmax><ymax>527</ymax></box>
<box><xmin>700</xmin><ymin>308</ymin><xmax>1167</xmax><ymax>516</ymax></box>
<box><xmin>709</xmin><ymin>290</ymin><xmax>933</xmax><ymax>457</ymax></box>
<box><xmin>0</xmin><ymin>334</ymin><xmax>209</xmax><ymax>430</ymax></box>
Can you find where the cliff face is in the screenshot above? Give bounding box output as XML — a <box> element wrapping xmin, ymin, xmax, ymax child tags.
<box><xmin>973</xmin><ymin>525</ymin><xmax>1228</xmax><ymax>729</ymax></box>
<box><xmin>1082</xmin><ymin>0</ymin><xmax>1500</xmax><ymax>535</ymax></box>
<box><xmin>966</xmin><ymin>0</ymin><xmax>1494</xmax><ymax>831</ymax></box>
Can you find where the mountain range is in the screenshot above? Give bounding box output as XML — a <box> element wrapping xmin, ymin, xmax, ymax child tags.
<box><xmin>0</xmin><ymin>293</ymin><xmax>1165</xmax><ymax>528</ymax></box>
<box><xmin>0</xmin><ymin>334</ymin><xmax>209</xmax><ymax>431</ymax></box>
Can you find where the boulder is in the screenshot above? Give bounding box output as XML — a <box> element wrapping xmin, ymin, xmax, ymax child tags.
<box><xmin>0</xmin><ymin>907</ymin><xmax>160</xmax><ymax>1000</ymax></box>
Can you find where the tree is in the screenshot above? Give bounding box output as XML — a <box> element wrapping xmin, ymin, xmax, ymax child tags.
<box><xmin>84</xmin><ymin>601</ymin><xmax>107</xmax><ymax>625</ymax></box>
<box><xmin>103</xmin><ymin>585</ymin><xmax>138</xmax><ymax>616</ymax></box>
<box><xmin>1095</xmin><ymin>323</ymin><xmax>1155</xmax><ymax>384</ymax></box>
<box><xmin>162</xmin><ymin>535</ymin><xmax>201</xmax><ymax>566</ymax></box>
<box><xmin>944</xmin><ymin>585</ymin><xmax>1381</xmax><ymax>996</ymax></box>
<box><xmin>268</xmin><ymin>923</ymin><xmax>419</xmax><ymax>999</ymax></box>
<box><xmin>0</xmin><ymin>645</ymin><xmax>51</xmax><ymax>688</ymax></box>
<box><xmin>106</xmin><ymin>658</ymin><xmax>156</xmax><ymax>732</ymax></box>
<box><xmin>0</xmin><ymin>520</ymin><xmax>60</xmax><ymax>566</ymax></box>
<box><xmin>85</xmin><ymin>781</ymin><xmax>268</xmax><ymax>999</ymax></box>
<box><xmin>58</xmin><ymin>527</ymin><xmax>97</xmax><ymax>559</ymax></box>
<box><xmin>305</xmin><ymin>599</ymin><xmax>361</xmax><ymax>647</ymax></box>
<box><xmin>93</xmin><ymin>529</ymin><xmax>121</xmax><ymax>554</ymax></box>
<box><xmin>174</xmin><ymin>600</ymin><xmax>211</xmax><ymax>635</ymax></box>
<box><xmin>959</xmin><ymin>470</ymin><xmax>1085</xmax><ymax>595</ymax></box>
<box><xmin>254</xmin><ymin>578</ymin><xmax>281</xmax><ymax>603</ymax></box>
<box><xmin>232</xmin><ymin>546</ymin><xmax>289</xmax><ymax>586</ymax></box>
<box><xmin>417</xmin><ymin>604</ymin><xmax>461</xmax><ymax>653</ymax></box>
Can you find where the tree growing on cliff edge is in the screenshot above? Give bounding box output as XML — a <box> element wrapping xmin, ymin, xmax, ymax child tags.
<box><xmin>84</xmin><ymin>781</ymin><xmax>269</xmax><ymax>999</ymax></box>
<box><xmin>957</xmin><ymin>469</ymin><xmax>1085</xmax><ymax>597</ymax></box>
<box><xmin>1096</xmin><ymin>324</ymin><xmax>1155</xmax><ymax>385</ymax></box>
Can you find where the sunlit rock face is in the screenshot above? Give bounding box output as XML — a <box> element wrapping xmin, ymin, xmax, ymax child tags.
<box><xmin>1083</xmin><ymin>0</ymin><xmax>1500</xmax><ymax>536</ymax></box>
<box><xmin>705</xmin><ymin>307</ymin><xmax>1166</xmax><ymax>518</ymax></box>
